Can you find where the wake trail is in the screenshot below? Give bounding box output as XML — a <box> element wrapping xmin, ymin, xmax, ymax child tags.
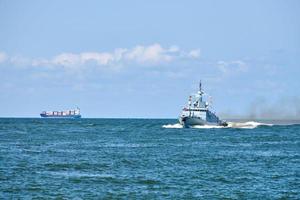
<box><xmin>227</xmin><ymin>121</ymin><xmax>273</xmax><ymax>129</ymax></box>
<box><xmin>162</xmin><ymin>121</ymin><xmax>273</xmax><ymax>129</ymax></box>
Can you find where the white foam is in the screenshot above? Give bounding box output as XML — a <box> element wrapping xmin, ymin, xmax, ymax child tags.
<box><xmin>192</xmin><ymin>125</ymin><xmax>225</xmax><ymax>129</ymax></box>
<box><xmin>162</xmin><ymin>123</ymin><xmax>224</xmax><ymax>129</ymax></box>
<box><xmin>227</xmin><ymin>121</ymin><xmax>273</xmax><ymax>129</ymax></box>
<box><xmin>162</xmin><ymin>123</ymin><xmax>183</xmax><ymax>128</ymax></box>
<box><xmin>162</xmin><ymin>121</ymin><xmax>273</xmax><ymax>129</ymax></box>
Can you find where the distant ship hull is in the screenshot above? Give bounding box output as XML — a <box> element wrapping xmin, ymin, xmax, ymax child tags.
<box><xmin>40</xmin><ymin>108</ymin><xmax>81</xmax><ymax>119</ymax></box>
<box><xmin>40</xmin><ymin>114</ymin><xmax>81</xmax><ymax>118</ymax></box>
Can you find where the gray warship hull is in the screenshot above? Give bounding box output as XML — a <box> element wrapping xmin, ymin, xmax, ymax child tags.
<box><xmin>179</xmin><ymin>116</ymin><xmax>227</xmax><ymax>127</ymax></box>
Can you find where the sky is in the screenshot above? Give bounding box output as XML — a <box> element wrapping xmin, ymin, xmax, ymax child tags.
<box><xmin>0</xmin><ymin>0</ymin><xmax>299</xmax><ymax>119</ymax></box>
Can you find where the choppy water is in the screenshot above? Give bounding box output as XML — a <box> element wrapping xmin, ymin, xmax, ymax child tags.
<box><xmin>0</xmin><ymin>118</ymin><xmax>299</xmax><ymax>199</ymax></box>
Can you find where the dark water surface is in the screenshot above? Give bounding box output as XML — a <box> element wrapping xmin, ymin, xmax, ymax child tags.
<box><xmin>0</xmin><ymin>118</ymin><xmax>299</xmax><ymax>199</ymax></box>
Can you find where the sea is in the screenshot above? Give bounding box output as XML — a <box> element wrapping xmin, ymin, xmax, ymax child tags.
<box><xmin>0</xmin><ymin>118</ymin><xmax>299</xmax><ymax>199</ymax></box>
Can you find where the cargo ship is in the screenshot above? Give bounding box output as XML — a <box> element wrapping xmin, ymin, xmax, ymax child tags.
<box><xmin>40</xmin><ymin>108</ymin><xmax>81</xmax><ymax>118</ymax></box>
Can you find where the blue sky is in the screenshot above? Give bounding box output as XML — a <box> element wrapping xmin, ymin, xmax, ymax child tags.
<box><xmin>0</xmin><ymin>0</ymin><xmax>299</xmax><ymax>118</ymax></box>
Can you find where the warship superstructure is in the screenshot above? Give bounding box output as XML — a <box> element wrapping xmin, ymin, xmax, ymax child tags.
<box><xmin>179</xmin><ymin>82</ymin><xmax>227</xmax><ymax>127</ymax></box>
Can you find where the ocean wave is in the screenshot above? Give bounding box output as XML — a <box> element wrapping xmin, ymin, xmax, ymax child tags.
<box><xmin>48</xmin><ymin>171</ymin><xmax>115</xmax><ymax>178</ymax></box>
<box><xmin>162</xmin><ymin>121</ymin><xmax>273</xmax><ymax>129</ymax></box>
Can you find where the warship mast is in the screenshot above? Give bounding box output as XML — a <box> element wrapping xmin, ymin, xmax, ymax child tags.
<box><xmin>199</xmin><ymin>80</ymin><xmax>204</xmax><ymax>103</ymax></box>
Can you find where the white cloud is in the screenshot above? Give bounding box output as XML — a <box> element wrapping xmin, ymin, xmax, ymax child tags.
<box><xmin>9</xmin><ymin>55</ymin><xmax>32</xmax><ymax>66</ymax></box>
<box><xmin>0</xmin><ymin>43</ymin><xmax>200</xmax><ymax>70</ymax></box>
<box><xmin>53</xmin><ymin>53</ymin><xmax>81</xmax><ymax>66</ymax></box>
<box><xmin>80</xmin><ymin>52</ymin><xmax>114</xmax><ymax>65</ymax></box>
<box><xmin>188</xmin><ymin>49</ymin><xmax>201</xmax><ymax>58</ymax></box>
<box><xmin>168</xmin><ymin>45</ymin><xmax>180</xmax><ymax>53</ymax></box>
<box><xmin>0</xmin><ymin>52</ymin><xmax>7</xmax><ymax>63</ymax></box>
<box><xmin>124</xmin><ymin>43</ymin><xmax>173</xmax><ymax>63</ymax></box>
<box><xmin>217</xmin><ymin>60</ymin><xmax>248</xmax><ymax>74</ymax></box>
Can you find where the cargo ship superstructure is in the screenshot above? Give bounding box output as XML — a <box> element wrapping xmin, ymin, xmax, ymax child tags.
<box><xmin>40</xmin><ymin>108</ymin><xmax>81</xmax><ymax>118</ymax></box>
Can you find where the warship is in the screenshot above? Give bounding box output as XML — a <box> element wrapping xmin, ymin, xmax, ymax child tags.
<box><xmin>179</xmin><ymin>81</ymin><xmax>227</xmax><ymax>127</ymax></box>
<box><xmin>40</xmin><ymin>107</ymin><xmax>81</xmax><ymax>118</ymax></box>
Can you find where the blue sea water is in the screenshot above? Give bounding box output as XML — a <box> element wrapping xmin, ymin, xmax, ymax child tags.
<box><xmin>0</xmin><ymin>118</ymin><xmax>299</xmax><ymax>199</ymax></box>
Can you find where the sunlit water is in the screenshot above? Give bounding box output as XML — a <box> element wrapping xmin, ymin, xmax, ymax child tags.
<box><xmin>0</xmin><ymin>118</ymin><xmax>299</xmax><ymax>199</ymax></box>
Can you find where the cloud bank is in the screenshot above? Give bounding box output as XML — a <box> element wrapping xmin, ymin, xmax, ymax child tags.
<box><xmin>1</xmin><ymin>44</ymin><xmax>200</xmax><ymax>70</ymax></box>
